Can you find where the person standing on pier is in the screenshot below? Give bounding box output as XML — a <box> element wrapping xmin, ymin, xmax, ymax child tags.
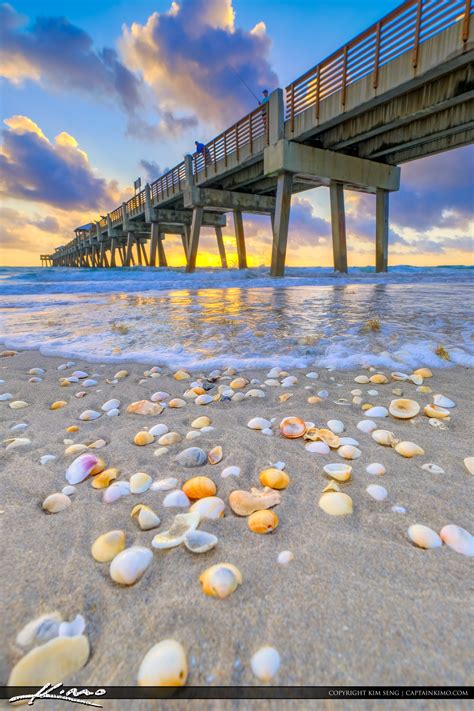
<box><xmin>259</xmin><ymin>89</ymin><xmax>269</xmax><ymax>131</ymax></box>
<box><xmin>195</xmin><ymin>141</ymin><xmax>212</xmax><ymax>166</ymax></box>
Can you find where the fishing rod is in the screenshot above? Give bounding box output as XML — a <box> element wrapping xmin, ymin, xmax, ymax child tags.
<box><xmin>229</xmin><ymin>65</ymin><xmax>261</xmax><ymax>102</ymax></box>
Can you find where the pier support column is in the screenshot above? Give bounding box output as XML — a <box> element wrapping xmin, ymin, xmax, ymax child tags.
<box><xmin>233</xmin><ymin>210</ymin><xmax>247</xmax><ymax>269</ymax></box>
<box><xmin>110</xmin><ymin>238</ymin><xmax>117</xmax><ymax>267</ymax></box>
<box><xmin>157</xmin><ymin>233</ymin><xmax>168</xmax><ymax>267</ymax></box>
<box><xmin>125</xmin><ymin>232</ymin><xmax>135</xmax><ymax>267</ymax></box>
<box><xmin>376</xmin><ymin>188</ymin><xmax>389</xmax><ymax>273</ymax></box>
<box><xmin>330</xmin><ymin>181</ymin><xmax>348</xmax><ymax>273</ymax></box>
<box><xmin>270</xmin><ymin>172</ymin><xmax>293</xmax><ymax>277</ymax></box>
<box><xmin>149</xmin><ymin>223</ymin><xmax>160</xmax><ymax>267</ymax></box>
<box><xmin>215</xmin><ymin>226</ymin><xmax>227</xmax><ymax>268</ymax></box>
<box><xmin>181</xmin><ymin>226</ymin><xmax>190</xmax><ymax>262</ymax></box>
<box><xmin>186</xmin><ymin>206</ymin><xmax>203</xmax><ymax>272</ymax></box>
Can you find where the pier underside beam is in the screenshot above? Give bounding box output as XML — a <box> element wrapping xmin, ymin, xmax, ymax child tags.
<box><xmin>270</xmin><ymin>172</ymin><xmax>294</xmax><ymax>277</ymax></box>
<box><xmin>329</xmin><ymin>181</ymin><xmax>348</xmax><ymax>273</ymax></box>
<box><xmin>184</xmin><ymin>187</ymin><xmax>276</xmax><ymax>215</ymax></box>
<box><xmin>376</xmin><ymin>188</ymin><xmax>389</xmax><ymax>273</ymax></box>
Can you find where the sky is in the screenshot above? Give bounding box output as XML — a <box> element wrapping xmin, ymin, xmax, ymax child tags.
<box><xmin>0</xmin><ymin>0</ymin><xmax>472</xmax><ymax>268</ymax></box>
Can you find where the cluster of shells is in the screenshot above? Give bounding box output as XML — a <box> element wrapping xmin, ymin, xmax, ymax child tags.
<box><xmin>3</xmin><ymin>354</ymin><xmax>473</xmax><ymax>687</ymax></box>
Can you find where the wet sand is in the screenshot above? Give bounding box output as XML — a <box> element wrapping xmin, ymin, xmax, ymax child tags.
<box><xmin>1</xmin><ymin>351</ymin><xmax>472</xmax><ymax>708</ymax></box>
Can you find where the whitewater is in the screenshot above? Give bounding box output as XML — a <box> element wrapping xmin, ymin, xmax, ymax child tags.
<box><xmin>0</xmin><ymin>266</ymin><xmax>472</xmax><ymax>371</ymax></box>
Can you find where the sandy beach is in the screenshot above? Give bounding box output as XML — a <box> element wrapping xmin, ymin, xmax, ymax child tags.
<box><xmin>1</xmin><ymin>348</ymin><xmax>472</xmax><ymax>706</ymax></box>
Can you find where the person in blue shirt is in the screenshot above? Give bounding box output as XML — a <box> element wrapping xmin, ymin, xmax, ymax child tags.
<box><xmin>259</xmin><ymin>89</ymin><xmax>269</xmax><ymax>130</ymax></box>
<box><xmin>195</xmin><ymin>141</ymin><xmax>212</xmax><ymax>165</ymax></box>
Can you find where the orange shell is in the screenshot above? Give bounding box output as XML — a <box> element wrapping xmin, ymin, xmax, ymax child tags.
<box><xmin>258</xmin><ymin>468</ymin><xmax>290</xmax><ymax>490</ymax></box>
<box><xmin>280</xmin><ymin>416</ymin><xmax>307</xmax><ymax>439</ymax></box>
<box><xmin>89</xmin><ymin>458</ymin><xmax>106</xmax><ymax>476</ymax></box>
<box><xmin>248</xmin><ymin>509</ymin><xmax>279</xmax><ymax>534</ymax></box>
<box><xmin>182</xmin><ymin>476</ymin><xmax>217</xmax><ymax>500</ymax></box>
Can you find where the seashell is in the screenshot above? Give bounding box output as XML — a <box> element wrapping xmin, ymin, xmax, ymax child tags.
<box><xmin>306</xmin><ymin>371</ymin><xmax>318</xmax><ymax>379</ymax></box>
<box><xmin>247</xmin><ymin>417</ymin><xmax>271</xmax><ymax>430</ymax></box>
<box><xmin>40</xmin><ymin>455</ymin><xmax>56</xmax><ymax>465</ymax></box>
<box><xmin>42</xmin><ymin>493</ymin><xmax>71</xmax><ymax>513</ymax></box>
<box><xmin>5</xmin><ymin>437</ymin><xmax>31</xmax><ymax>450</ymax></box>
<box><xmin>221</xmin><ymin>465</ymin><xmax>241</xmax><ymax>479</ymax></box>
<box><xmin>338</xmin><ymin>444</ymin><xmax>361</xmax><ymax>460</ymax></box>
<box><xmin>421</xmin><ymin>463</ymin><xmax>444</xmax><ymax>474</ymax></box>
<box><xmin>152</xmin><ymin>477</ymin><xmax>178</xmax><ymax>491</ymax></box>
<box><xmin>369</xmin><ymin>373</ymin><xmax>388</xmax><ymax>384</ymax></box>
<box><xmin>389</xmin><ymin>398</ymin><xmax>420</xmax><ymax>419</ymax></box>
<box><xmin>464</xmin><ymin>457</ymin><xmax>474</xmax><ymax>475</ymax></box>
<box><xmin>16</xmin><ymin>612</ymin><xmax>62</xmax><ymax>648</ymax></box>
<box><xmin>416</xmin><ymin>385</ymin><xmax>432</xmax><ymax>393</ymax></box>
<box><xmin>327</xmin><ymin>419</ymin><xmax>344</xmax><ymax>434</ymax></box>
<box><xmin>409</xmin><ymin>374</ymin><xmax>423</xmax><ymax>385</ymax></box>
<box><xmin>248</xmin><ymin>509</ymin><xmax>279</xmax><ymax>534</ymax></box>
<box><xmin>201</xmin><ymin>426</ymin><xmax>214</xmax><ymax>433</ymax></box>
<box><xmin>114</xmin><ymin>370</ymin><xmax>128</xmax><ymax>379</ymax></box>
<box><xmin>79</xmin><ymin>409</ymin><xmax>101</xmax><ymax>421</ymax></box>
<box><xmin>251</xmin><ymin>646</ymin><xmax>281</xmax><ymax>682</ymax></box>
<box><xmin>58</xmin><ymin>614</ymin><xmax>85</xmax><ymax>638</ymax></box>
<box><xmin>175</xmin><ymin>447</ymin><xmax>207</xmax><ymax>467</ymax></box>
<box><xmin>10</xmin><ymin>400</ymin><xmax>29</xmax><ymax>409</ymax></box>
<box><xmin>130</xmin><ymin>472</ymin><xmax>152</xmax><ymax>494</ymax></box>
<box><xmin>88</xmin><ymin>438</ymin><xmax>107</xmax><ymax>450</ymax></box>
<box><xmin>82</xmin><ymin>379</ymin><xmax>97</xmax><ymax>388</ymax></box>
<box><xmin>127</xmin><ymin>400</ymin><xmax>164</xmax><ymax>416</ymax></box>
<box><xmin>7</xmin><ymin>635</ymin><xmax>89</xmax><ymax>686</ymax></box>
<box><xmin>364</xmin><ymin>406</ymin><xmax>388</xmax><ymax>418</ymax></box>
<box><xmin>110</xmin><ymin>546</ymin><xmax>153</xmax><ymax>585</ymax></box>
<box><xmin>102</xmin><ymin>481</ymin><xmax>130</xmax><ymax>504</ymax></box>
<box><xmin>232</xmin><ymin>392</ymin><xmax>245</xmax><ymax>402</ymax></box>
<box><xmin>352</xmin><ymin>396</ymin><xmax>363</xmax><ymax>405</ymax></box>
<box><xmin>392</xmin><ymin>505</ymin><xmax>406</xmax><ymax>514</ymax></box>
<box><xmin>230</xmin><ymin>377</ymin><xmax>248</xmax><ymax>389</ymax></box>
<box><xmin>186</xmin><ymin>430</ymin><xmax>201</xmax><ymax>441</ymax></box>
<box><xmin>318</xmin><ymin>491</ymin><xmax>353</xmax><ymax>516</ymax></box>
<box><xmin>66</xmin><ymin>425</ymin><xmax>79</xmax><ymax>433</ymax></box>
<box><xmin>339</xmin><ymin>437</ymin><xmax>360</xmax><ymax>446</ymax></box>
<box><xmin>208</xmin><ymin>445</ymin><xmax>223</xmax><ymax>465</ymax></box>
<box><xmin>440</xmin><ymin>525</ymin><xmax>474</xmax><ymax>557</ymax></box>
<box><xmin>0</xmin><ymin>392</ymin><xmax>13</xmax><ymax>401</ymax></box>
<box><xmin>91</xmin><ymin>468</ymin><xmax>118</xmax><ymax>489</ymax></box>
<box><xmin>391</xmin><ymin>372</ymin><xmax>409</xmax><ymax>381</ymax></box>
<box><xmin>304</xmin><ymin>428</ymin><xmax>340</xmax><ymax>449</ymax></box>
<box><xmin>366</xmin><ymin>463</ymin><xmax>386</xmax><ymax>476</ymax></box>
<box><xmin>323</xmin><ymin>463</ymin><xmax>352</xmax><ymax>482</ymax></box>
<box><xmin>407</xmin><ymin>524</ymin><xmax>442</xmax><ymax>550</ymax></box>
<box><xmin>0</xmin><ymin>349</ymin><xmax>17</xmax><ymax>357</ymax></box>
<box><xmin>265</xmin><ymin>379</ymin><xmax>280</xmax><ymax>386</ymax></box>
<box><xmin>413</xmin><ymin>367</ymin><xmax>432</xmax><ymax>378</ymax></box>
<box><xmin>195</xmin><ymin>394</ymin><xmax>213</xmax><ymax>405</ymax></box>
<box><xmin>423</xmin><ymin>404</ymin><xmax>450</xmax><ymax>419</ymax></box>
<box><xmin>66</xmin><ymin>453</ymin><xmax>101</xmax><ymax>484</ymax></box>
<box><xmin>75</xmin><ymin>391</ymin><xmax>87</xmax><ymax>398</ymax></box>
<box><xmin>29</xmin><ymin>367</ymin><xmax>45</xmax><ymax>376</ymax></box>
<box><xmin>169</xmin><ymin>398</ymin><xmax>186</xmax><ymax>408</ymax></box>
<box><xmin>62</xmin><ymin>485</ymin><xmax>76</xmax><ymax>496</ymax></box>
<box><xmin>305</xmin><ymin>441</ymin><xmax>330</xmax><ymax>454</ymax></box>
<box><xmin>322</xmin><ymin>480</ymin><xmax>340</xmax><ymax>493</ymax></box>
<box><xmin>131</xmin><ymin>504</ymin><xmax>161</xmax><ymax>530</ymax></box>
<box><xmin>190</xmin><ymin>496</ymin><xmax>225</xmax><ymax>520</ymax></box>
<box><xmin>279</xmin><ymin>416</ymin><xmax>306</xmax><ymax>439</ymax></box>
<box><xmin>277</xmin><ymin>550</ymin><xmax>294</xmax><ymax>565</ymax></box>
<box><xmin>101</xmin><ymin>399</ymin><xmax>120</xmax><ymax>412</ymax></box>
<box><xmin>184</xmin><ymin>530</ymin><xmax>218</xmax><ymax>553</ymax></box>
<box><xmin>259</xmin><ymin>468</ymin><xmax>290</xmax><ymax>490</ymax></box>
<box><xmin>158</xmin><ymin>432</ymin><xmax>181</xmax><ymax>446</ymax></box>
<box><xmin>246</xmin><ymin>389</ymin><xmax>265</xmax><ymax>398</ymax></box>
<box><xmin>91</xmin><ymin>530</ymin><xmax>126</xmax><ymax>562</ymax></box>
<box><xmin>279</xmin><ymin>392</ymin><xmax>294</xmax><ymax>403</ymax></box>
<box><xmin>50</xmin><ymin>400</ymin><xmax>68</xmax><ymax>410</ymax></box>
<box><xmin>229</xmin><ymin>487</ymin><xmax>281</xmax><ymax>516</ymax></box>
<box><xmin>281</xmin><ymin>376</ymin><xmax>298</xmax><ymax>387</ymax></box>
<box><xmin>371</xmin><ymin>429</ymin><xmax>399</xmax><ymax>447</ymax></box>
<box><xmin>432</xmin><ymin>394</ymin><xmax>455</xmax><ymax>409</ymax></box>
<box><xmin>151</xmin><ymin>391</ymin><xmax>170</xmax><ymax>402</ymax></box>
<box><xmin>354</xmin><ymin>375</ymin><xmax>370</xmax><ymax>384</ymax></box>
<box><xmin>64</xmin><ymin>443</ymin><xmax>88</xmax><ymax>456</ymax></box>
<box><xmin>174</xmin><ymin>370</ymin><xmax>191</xmax><ymax>381</ymax></box>
<box><xmin>147</xmin><ymin>424</ymin><xmax>168</xmax><ymax>439</ymax></box>
<box><xmin>317</xmin><ymin>390</ymin><xmax>329</xmax><ymax>399</ymax></box>
<box><xmin>10</xmin><ymin>423</ymin><xmax>28</xmax><ymax>432</ymax></box>
<box><xmin>71</xmin><ymin>370</ymin><xmax>87</xmax><ymax>379</ymax></box>
<box><xmin>183</xmin><ymin>476</ymin><xmax>217</xmax><ymax>499</ymax></box>
<box><xmin>199</xmin><ymin>563</ymin><xmax>242</xmax><ymax>598</ymax></box>
<box><xmin>367</xmin><ymin>484</ymin><xmax>388</xmax><ymax>501</ymax></box>
<box><xmin>134</xmin><ymin>431</ymin><xmax>155</xmax><ymax>446</ymax></box>
<box><xmin>163</xmin><ymin>490</ymin><xmax>190</xmax><ymax>508</ymax></box>
<box><xmin>152</xmin><ymin>512</ymin><xmax>200</xmax><ymax>549</ymax></box>
<box><xmin>394</xmin><ymin>441</ymin><xmax>424</xmax><ymax>458</ymax></box>
<box><xmin>192</xmin><ymin>416</ymin><xmax>211</xmax><ymax>429</ymax></box>
<box><xmin>137</xmin><ymin>639</ymin><xmax>188</xmax><ymax>687</ymax></box>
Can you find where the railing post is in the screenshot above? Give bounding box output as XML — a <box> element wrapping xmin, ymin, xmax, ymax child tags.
<box><xmin>316</xmin><ymin>68</ymin><xmax>320</xmax><ymax>120</ymax></box>
<box><xmin>412</xmin><ymin>0</ymin><xmax>423</xmax><ymax>69</ymax></box>
<box><xmin>236</xmin><ymin>123</ymin><xmax>240</xmax><ymax>162</ymax></box>
<box><xmin>267</xmin><ymin>89</ymin><xmax>285</xmax><ymax>145</ymax></box>
<box><xmin>144</xmin><ymin>183</ymin><xmax>153</xmax><ymax>223</ymax></box>
<box><xmin>373</xmin><ymin>22</ymin><xmax>381</xmax><ymax>89</ymax></box>
<box><xmin>249</xmin><ymin>112</ymin><xmax>253</xmax><ymax>154</ymax></box>
<box><xmin>462</xmin><ymin>0</ymin><xmax>471</xmax><ymax>43</ymax></box>
<box><xmin>290</xmin><ymin>83</ymin><xmax>295</xmax><ymax>132</ymax></box>
<box><xmin>224</xmin><ymin>132</ymin><xmax>228</xmax><ymax>167</ymax></box>
<box><xmin>184</xmin><ymin>154</ymin><xmax>193</xmax><ymax>187</ymax></box>
<box><xmin>341</xmin><ymin>46</ymin><xmax>348</xmax><ymax>109</ymax></box>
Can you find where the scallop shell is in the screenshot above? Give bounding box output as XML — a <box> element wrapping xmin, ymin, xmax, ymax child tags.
<box><xmin>183</xmin><ymin>476</ymin><xmax>217</xmax><ymax>499</ymax></box>
<box><xmin>323</xmin><ymin>463</ymin><xmax>352</xmax><ymax>482</ymax></box>
<box><xmin>163</xmin><ymin>490</ymin><xmax>190</xmax><ymax>508</ymax></box>
<box><xmin>131</xmin><ymin>504</ymin><xmax>161</xmax><ymax>530</ymax></box>
<box><xmin>110</xmin><ymin>546</ymin><xmax>153</xmax><ymax>585</ymax></box>
<box><xmin>423</xmin><ymin>404</ymin><xmax>450</xmax><ymax>419</ymax></box>
<box><xmin>407</xmin><ymin>524</ymin><xmax>442</xmax><ymax>550</ymax></box>
<box><xmin>130</xmin><ymin>472</ymin><xmax>152</xmax><ymax>494</ymax></box>
<box><xmin>184</xmin><ymin>530</ymin><xmax>218</xmax><ymax>553</ymax></box>
<box><xmin>371</xmin><ymin>429</ymin><xmax>399</xmax><ymax>447</ymax></box>
<box><xmin>364</xmin><ymin>406</ymin><xmax>388</xmax><ymax>418</ymax></box>
<box><xmin>42</xmin><ymin>493</ymin><xmax>71</xmax><ymax>513</ymax></box>
<box><xmin>50</xmin><ymin>401</ymin><xmax>68</xmax><ymax>410</ymax></box>
<box><xmin>369</xmin><ymin>373</ymin><xmax>388</xmax><ymax>384</ymax></box>
<box><xmin>338</xmin><ymin>444</ymin><xmax>361</xmax><ymax>460</ymax></box>
<box><xmin>433</xmin><ymin>394</ymin><xmax>455</xmax><ymax>408</ymax></box>
<box><xmin>152</xmin><ymin>512</ymin><xmax>200</xmax><ymax>549</ymax></box>
<box><xmin>137</xmin><ymin>639</ymin><xmax>187</xmax><ymax>686</ymax></box>
<box><xmin>199</xmin><ymin>563</ymin><xmax>242</xmax><ymax>598</ymax></box>
<box><xmin>248</xmin><ymin>509</ymin><xmax>279</xmax><ymax>534</ymax></box>
<box><xmin>134</xmin><ymin>431</ymin><xmax>155</xmax><ymax>446</ymax></box>
<box><xmin>318</xmin><ymin>491</ymin><xmax>353</xmax><ymax>516</ymax></box>
<box><xmin>439</xmin><ymin>525</ymin><xmax>474</xmax><ymax>557</ymax></box>
<box><xmin>366</xmin><ymin>463</ymin><xmax>386</xmax><ymax>476</ymax></box>
<box><xmin>259</xmin><ymin>468</ymin><xmax>290</xmax><ymax>490</ymax></box>
<box><xmin>208</xmin><ymin>446</ymin><xmax>223</xmax><ymax>465</ymax></box>
<box><xmin>91</xmin><ymin>530</ymin><xmax>126</xmax><ymax>562</ymax></box>
<box><xmin>158</xmin><ymin>432</ymin><xmax>181</xmax><ymax>446</ymax></box>
<box><xmin>394</xmin><ymin>441</ymin><xmax>424</xmax><ymax>458</ymax></box>
<box><xmin>190</xmin><ymin>496</ymin><xmax>225</xmax><ymax>520</ymax></box>
<box><xmin>127</xmin><ymin>400</ymin><xmax>164</xmax><ymax>416</ymax></box>
<box><xmin>305</xmin><ymin>441</ymin><xmax>330</xmax><ymax>454</ymax></box>
<box><xmin>79</xmin><ymin>409</ymin><xmax>101</xmax><ymax>421</ymax></box>
<box><xmin>192</xmin><ymin>416</ymin><xmax>211</xmax><ymax>429</ymax></box>
<box><xmin>91</xmin><ymin>467</ymin><xmax>117</xmax><ymax>489</ymax></box>
<box><xmin>367</xmin><ymin>484</ymin><xmax>388</xmax><ymax>501</ymax></box>
<box><xmin>464</xmin><ymin>457</ymin><xmax>474</xmax><ymax>475</ymax></box>
<box><xmin>250</xmin><ymin>646</ymin><xmax>281</xmax><ymax>682</ymax></box>
<box><xmin>279</xmin><ymin>416</ymin><xmax>306</xmax><ymax>439</ymax></box>
<box><xmin>66</xmin><ymin>453</ymin><xmax>101</xmax><ymax>485</ymax></box>
<box><xmin>7</xmin><ymin>635</ymin><xmax>90</xmax><ymax>686</ymax></box>
<box><xmin>229</xmin><ymin>487</ymin><xmax>281</xmax><ymax>516</ymax></box>
<box><xmin>389</xmin><ymin>398</ymin><xmax>420</xmax><ymax>419</ymax></box>
<box><xmin>247</xmin><ymin>417</ymin><xmax>271</xmax><ymax>430</ymax></box>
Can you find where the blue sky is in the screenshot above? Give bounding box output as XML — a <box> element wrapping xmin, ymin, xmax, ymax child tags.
<box><xmin>0</xmin><ymin>0</ymin><xmax>472</xmax><ymax>266</ymax></box>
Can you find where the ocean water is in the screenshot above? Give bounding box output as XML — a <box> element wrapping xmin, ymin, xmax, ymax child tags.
<box><xmin>0</xmin><ymin>266</ymin><xmax>473</xmax><ymax>371</ymax></box>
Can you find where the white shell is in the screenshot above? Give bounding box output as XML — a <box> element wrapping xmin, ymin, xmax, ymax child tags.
<box><xmin>107</xmin><ymin>408</ymin><xmax>120</xmax><ymax>417</ymax></box>
<box><xmin>40</xmin><ymin>455</ymin><xmax>56</xmax><ymax>465</ymax></box>
<box><xmin>407</xmin><ymin>525</ymin><xmax>442</xmax><ymax>550</ymax></box>
<box><xmin>152</xmin><ymin>512</ymin><xmax>200</xmax><ymax>549</ymax></box>
<box><xmin>195</xmin><ymin>394</ymin><xmax>213</xmax><ymax>405</ymax></box>
<box><xmin>339</xmin><ymin>437</ymin><xmax>359</xmax><ymax>446</ymax></box>
<box><xmin>58</xmin><ymin>614</ymin><xmax>86</xmax><ymax>638</ymax></box>
<box><xmin>366</xmin><ymin>463</ymin><xmax>386</xmax><ymax>476</ymax></box>
<box><xmin>277</xmin><ymin>550</ymin><xmax>294</xmax><ymax>565</ymax></box>
<box><xmin>109</xmin><ymin>546</ymin><xmax>153</xmax><ymax>585</ymax></box>
<box><xmin>281</xmin><ymin>376</ymin><xmax>297</xmax><ymax>387</ymax></box>
<box><xmin>433</xmin><ymin>394</ymin><xmax>456</xmax><ymax>408</ymax></box>
<box><xmin>0</xmin><ymin>392</ymin><xmax>13</xmax><ymax>401</ymax></box>
<box><xmin>327</xmin><ymin>419</ymin><xmax>344</xmax><ymax>434</ymax></box>
<box><xmin>151</xmin><ymin>477</ymin><xmax>178</xmax><ymax>492</ymax></box>
<box><xmin>163</xmin><ymin>490</ymin><xmax>190</xmax><ymax>508</ymax></box>
<box><xmin>133</xmin><ymin>505</ymin><xmax>161</xmax><ymax>531</ymax></box>
<box><xmin>247</xmin><ymin>417</ymin><xmax>271</xmax><ymax>430</ymax></box>
<box><xmin>62</xmin><ymin>485</ymin><xmax>76</xmax><ymax>496</ymax></box>
<box><xmin>440</xmin><ymin>525</ymin><xmax>474</xmax><ymax>557</ymax></box>
<box><xmin>250</xmin><ymin>646</ymin><xmax>281</xmax><ymax>682</ymax></box>
<box><xmin>305</xmin><ymin>441</ymin><xmax>330</xmax><ymax>454</ymax></box>
<box><xmin>338</xmin><ymin>444</ymin><xmax>361</xmax><ymax>460</ymax></box>
<box><xmin>190</xmin><ymin>496</ymin><xmax>225</xmax><ymax>520</ymax></box>
<box><xmin>367</xmin><ymin>484</ymin><xmax>388</xmax><ymax>501</ymax></box>
<box><xmin>246</xmin><ymin>389</ymin><xmax>266</xmax><ymax>398</ymax></box>
<box><xmin>184</xmin><ymin>530</ymin><xmax>218</xmax><ymax>553</ymax></box>
<box><xmin>463</xmin><ymin>457</ymin><xmax>474</xmax><ymax>475</ymax></box>
<box><xmin>389</xmin><ymin>398</ymin><xmax>420</xmax><ymax>419</ymax></box>
<box><xmin>364</xmin><ymin>406</ymin><xmax>388</xmax><ymax>418</ymax></box>
<box><xmin>137</xmin><ymin>639</ymin><xmax>187</xmax><ymax>686</ymax></box>
<box><xmin>421</xmin><ymin>463</ymin><xmax>445</xmax><ymax>474</ymax></box>
<box><xmin>65</xmin><ymin>453</ymin><xmax>100</xmax><ymax>485</ymax></box>
<box><xmin>221</xmin><ymin>466</ymin><xmax>241</xmax><ymax>479</ymax></box>
<box><xmin>371</xmin><ymin>429</ymin><xmax>398</xmax><ymax>446</ymax></box>
<box><xmin>394</xmin><ymin>441</ymin><xmax>424</xmax><ymax>458</ymax></box>
<box><xmin>354</xmin><ymin>375</ymin><xmax>370</xmax><ymax>383</ymax></box>
<box><xmin>6</xmin><ymin>437</ymin><xmax>31</xmax><ymax>450</ymax></box>
<box><xmin>102</xmin><ymin>481</ymin><xmax>130</xmax><ymax>503</ymax></box>
<box><xmin>79</xmin><ymin>409</ymin><xmax>101</xmax><ymax>421</ymax></box>
<box><xmin>10</xmin><ymin>400</ymin><xmax>29</xmax><ymax>409</ymax></box>
<box><xmin>306</xmin><ymin>372</ymin><xmax>318</xmax><ymax>379</ymax></box>
<box><xmin>130</xmin><ymin>472</ymin><xmax>152</xmax><ymax>494</ymax></box>
<box><xmin>82</xmin><ymin>379</ymin><xmax>97</xmax><ymax>388</ymax></box>
<box><xmin>101</xmin><ymin>399</ymin><xmax>120</xmax><ymax>412</ymax></box>
<box><xmin>357</xmin><ymin>419</ymin><xmax>377</xmax><ymax>433</ymax></box>
<box><xmin>149</xmin><ymin>424</ymin><xmax>169</xmax><ymax>437</ymax></box>
<box><xmin>391</xmin><ymin>505</ymin><xmax>406</xmax><ymax>514</ymax></box>
<box><xmin>16</xmin><ymin>613</ymin><xmax>62</xmax><ymax>647</ymax></box>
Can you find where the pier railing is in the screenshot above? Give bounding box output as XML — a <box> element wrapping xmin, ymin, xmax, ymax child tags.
<box><xmin>285</xmin><ymin>0</ymin><xmax>471</xmax><ymax>128</ymax></box>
